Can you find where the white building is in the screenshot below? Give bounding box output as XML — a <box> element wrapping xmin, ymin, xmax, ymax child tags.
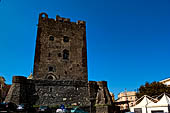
<box><xmin>159</xmin><ymin>78</ymin><xmax>170</xmax><ymax>86</ymax></box>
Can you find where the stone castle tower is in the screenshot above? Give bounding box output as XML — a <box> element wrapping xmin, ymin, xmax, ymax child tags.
<box><xmin>33</xmin><ymin>13</ymin><xmax>87</xmax><ymax>81</ymax></box>
<box><xmin>5</xmin><ymin>13</ymin><xmax>115</xmax><ymax>113</ymax></box>
<box><xmin>5</xmin><ymin>13</ymin><xmax>90</xmax><ymax>106</ymax></box>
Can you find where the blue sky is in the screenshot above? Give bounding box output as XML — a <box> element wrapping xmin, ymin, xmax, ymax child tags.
<box><xmin>0</xmin><ymin>0</ymin><xmax>170</xmax><ymax>99</ymax></box>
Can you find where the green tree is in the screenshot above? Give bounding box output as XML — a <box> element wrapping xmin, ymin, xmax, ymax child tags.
<box><xmin>136</xmin><ymin>81</ymin><xmax>170</xmax><ymax>98</ymax></box>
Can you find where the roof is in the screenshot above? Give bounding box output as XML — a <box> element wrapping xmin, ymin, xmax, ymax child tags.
<box><xmin>159</xmin><ymin>78</ymin><xmax>170</xmax><ymax>84</ymax></box>
<box><xmin>147</xmin><ymin>93</ymin><xmax>170</xmax><ymax>107</ymax></box>
<box><xmin>27</xmin><ymin>73</ymin><xmax>33</xmax><ymax>79</ymax></box>
<box><xmin>131</xmin><ymin>95</ymin><xmax>156</xmax><ymax>108</ymax></box>
<box><xmin>134</xmin><ymin>96</ymin><xmax>152</xmax><ymax>107</ymax></box>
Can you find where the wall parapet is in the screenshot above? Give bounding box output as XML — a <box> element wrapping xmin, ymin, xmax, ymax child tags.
<box><xmin>39</xmin><ymin>12</ymin><xmax>86</xmax><ymax>26</ymax></box>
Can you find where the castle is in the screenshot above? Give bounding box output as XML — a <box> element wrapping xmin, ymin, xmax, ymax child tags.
<box><xmin>5</xmin><ymin>13</ymin><xmax>115</xmax><ymax>113</ymax></box>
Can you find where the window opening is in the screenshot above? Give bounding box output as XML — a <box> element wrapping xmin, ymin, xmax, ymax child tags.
<box><xmin>63</xmin><ymin>36</ymin><xmax>69</xmax><ymax>42</ymax></box>
<box><xmin>49</xmin><ymin>87</ymin><xmax>53</xmax><ymax>92</ymax></box>
<box><xmin>63</xmin><ymin>49</ymin><xmax>69</xmax><ymax>59</ymax></box>
<box><xmin>58</xmin><ymin>53</ymin><xmax>61</xmax><ymax>57</ymax></box>
<box><xmin>49</xmin><ymin>36</ymin><xmax>54</xmax><ymax>41</ymax></box>
<box><xmin>42</xmin><ymin>14</ymin><xmax>46</xmax><ymax>18</ymax></box>
<box><xmin>48</xmin><ymin>67</ymin><xmax>53</xmax><ymax>72</ymax></box>
<box><xmin>65</xmin><ymin>71</ymin><xmax>67</xmax><ymax>75</ymax></box>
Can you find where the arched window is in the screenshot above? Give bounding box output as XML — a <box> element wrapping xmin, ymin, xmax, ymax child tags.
<box><xmin>63</xmin><ymin>36</ymin><xmax>69</xmax><ymax>42</ymax></box>
<box><xmin>39</xmin><ymin>13</ymin><xmax>48</xmax><ymax>19</ymax></box>
<box><xmin>63</xmin><ymin>49</ymin><xmax>69</xmax><ymax>59</ymax></box>
<box><xmin>49</xmin><ymin>36</ymin><xmax>54</xmax><ymax>41</ymax></box>
<box><xmin>41</xmin><ymin>14</ymin><xmax>46</xmax><ymax>18</ymax></box>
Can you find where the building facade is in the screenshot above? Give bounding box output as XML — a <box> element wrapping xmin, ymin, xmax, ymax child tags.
<box><xmin>116</xmin><ymin>91</ymin><xmax>137</xmax><ymax>110</ymax></box>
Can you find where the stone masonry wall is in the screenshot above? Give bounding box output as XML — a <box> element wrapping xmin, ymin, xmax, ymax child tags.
<box><xmin>88</xmin><ymin>81</ymin><xmax>114</xmax><ymax>113</ymax></box>
<box><xmin>33</xmin><ymin>13</ymin><xmax>88</xmax><ymax>81</ymax></box>
<box><xmin>32</xmin><ymin>80</ymin><xmax>90</xmax><ymax>106</ymax></box>
<box><xmin>5</xmin><ymin>76</ymin><xmax>90</xmax><ymax>107</ymax></box>
<box><xmin>5</xmin><ymin>76</ymin><xmax>27</xmax><ymax>104</ymax></box>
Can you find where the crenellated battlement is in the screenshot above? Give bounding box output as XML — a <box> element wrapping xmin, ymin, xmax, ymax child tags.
<box><xmin>39</xmin><ymin>12</ymin><xmax>86</xmax><ymax>26</ymax></box>
<box><xmin>97</xmin><ymin>81</ymin><xmax>108</xmax><ymax>87</ymax></box>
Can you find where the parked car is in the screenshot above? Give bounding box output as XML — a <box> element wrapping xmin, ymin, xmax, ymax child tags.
<box><xmin>56</xmin><ymin>108</ymin><xmax>76</xmax><ymax>113</ymax></box>
<box><xmin>16</xmin><ymin>104</ymin><xmax>25</xmax><ymax>111</ymax></box>
<box><xmin>27</xmin><ymin>105</ymin><xmax>36</xmax><ymax>112</ymax></box>
<box><xmin>16</xmin><ymin>104</ymin><xmax>36</xmax><ymax>112</ymax></box>
<box><xmin>0</xmin><ymin>102</ymin><xmax>17</xmax><ymax>112</ymax></box>
<box><xmin>0</xmin><ymin>103</ymin><xmax>7</xmax><ymax>112</ymax></box>
<box><xmin>70</xmin><ymin>107</ymin><xmax>88</xmax><ymax>113</ymax></box>
<box><xmin>56</xmin><ymin>108</ymin><xmax>66</xmax><ymax>113</ymax></box>
<box><xmin>38</xmin><ymin>106</ymin><xmax>51</xmax><ymax>113</ymax></box>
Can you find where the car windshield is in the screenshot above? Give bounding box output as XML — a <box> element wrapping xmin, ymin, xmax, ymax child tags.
<box><xmin>18</xmin><ymin>104</ymin><xmax>24</xmax><ymax>107</ymax></box>
<box><xmin>40</xmin><ymin>106</ymin><xmax>47</xmax><ymax>109</ymax></box>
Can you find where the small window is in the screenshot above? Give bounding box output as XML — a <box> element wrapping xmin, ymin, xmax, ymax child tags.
<box><xmin>65</xmin><ymin>71</ymin><xmax>67</xmax><ymax>75</ymax></box>
<box><xmin>48</xmin><ymin>67</ymin><xmax>53</xmax><ymax>72</ymax></box>
<box><xmin>58</xmin><ymin>53</ymin><xmax>61</xmax><ymax>57</ymax></box>
<box><xmin>63</xmin><ymin>36</ymin><xmax>69</xmax><ymax>42</ymax></box>
<box><xmin>59</xmin><ymin>19</ymin><xmax>63</xmax><ymax>22</ymax></box>
<box><xmin>49</xmin><ymin>87</ymin><xmax>53</xmax><ymax>92</ymax></box>
<box><xmin>63</xmin><ymin>49</ymin><xmax>69</xmax><ymax>59</ymax></box>
<box><xmin>48</xmin><ymin>53</ymin><xmax>51</xmax><ymax>57</ymax></box>
<box><xmin>49</xmin><ymin>36</ymin><xmax>54</xmax><ymax>41</ymax></box>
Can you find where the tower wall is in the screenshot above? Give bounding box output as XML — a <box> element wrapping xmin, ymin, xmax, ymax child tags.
<box><xmin>33</xmin><ymin>13</ymin><xmax>88</xmax><ymax>81</ymax></box>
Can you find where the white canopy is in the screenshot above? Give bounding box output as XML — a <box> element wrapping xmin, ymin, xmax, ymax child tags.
<box><xmin>146</xmin><ymin>94</ymin><xmax>170</xmax><ymax>113</ymax></box>
<box><xmin>130</xmin><ymin>93</ymin><xmax>170</xmax><ymax>113</ymax></box>
<box><xmin>130</xmin><ymin>95</ymin><xmax>154</xmax><ymax>113</ymax></box>
<box><xmin>147</xmin><ymin>93</ymin><xmax>170</xmax><ymax>107</ymax></box>
<box><xmin>134</xmin><ymin>95</ymin><xmax>153</xmax><ymax>108</ymax></box>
